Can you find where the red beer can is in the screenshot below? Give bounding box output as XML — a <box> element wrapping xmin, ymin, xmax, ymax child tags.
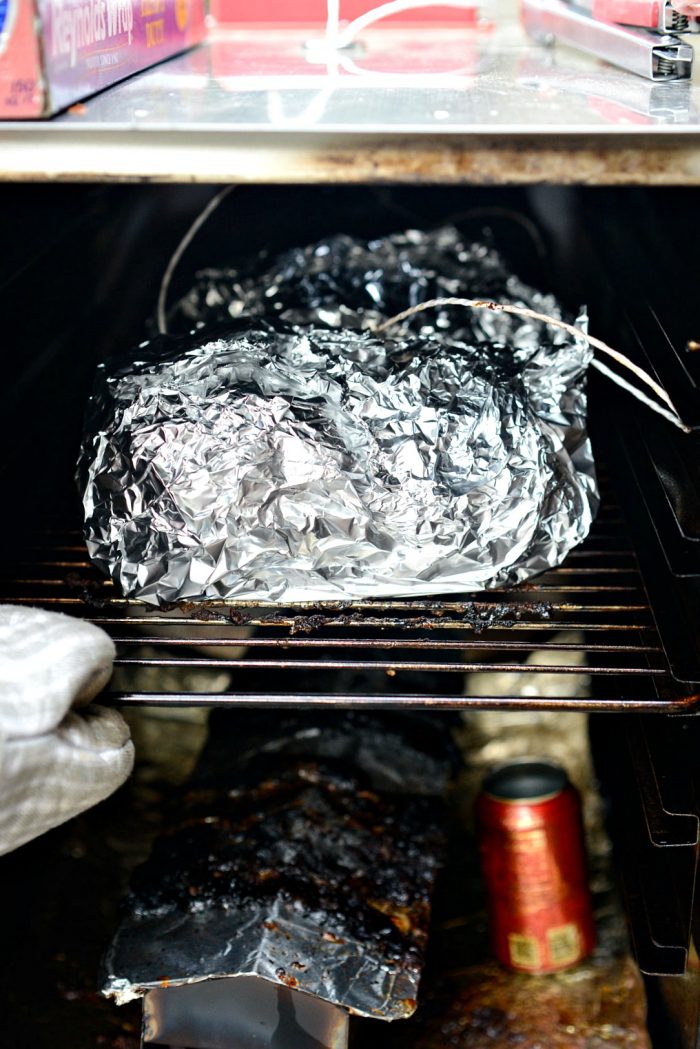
<box><xmin>476</xmin><ymin>759</ymin><xmax>595</xmax><ymax>974</ymax></box>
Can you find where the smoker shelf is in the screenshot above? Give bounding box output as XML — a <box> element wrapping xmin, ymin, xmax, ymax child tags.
<box><xmin>2</xmin><ymin>487</ymin><xmax>698</xmax><ymax>711</ymax></box>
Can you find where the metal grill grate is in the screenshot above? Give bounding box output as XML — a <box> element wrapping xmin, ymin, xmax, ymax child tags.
<box><xmin>1</xmin><ymin>484</ymin><xmax>697</xmax><ymax>711</ymax></box>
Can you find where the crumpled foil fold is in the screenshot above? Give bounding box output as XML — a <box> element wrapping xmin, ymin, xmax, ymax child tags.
<box><xmin>101</xmin><ymin>775</ymin><xmax>442</xmax><ymax>1020</ymax></box>
<box><xmin>79</xmin><ymin>228</ymin><xmax>598</xmax><ymax>605</ymax></box>
<box><xmin>102</xmin><ymin>712</ymin><xmax>450</xmax><ymax>1019</ymax></box>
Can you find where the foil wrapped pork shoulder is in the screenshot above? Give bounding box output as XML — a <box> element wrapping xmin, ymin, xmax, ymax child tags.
<box><xmin>79</xmin><ymin>229</ymin><xmax>597</xmax><ymax>605</ymax></box>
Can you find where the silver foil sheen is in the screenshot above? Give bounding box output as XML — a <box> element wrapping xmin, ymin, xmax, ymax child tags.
<box><xmin>102</xmin><ymin>711</ymin><xmax>450</xmax><ymax>1018</ymax></box>
<box><xmin>79</xmin><ymin>228</ymin><xmax>598</xmax><ymax>605</ymax></box>
<box><xmin>102</xmin><ymin>899</ymin><xmax>424</xmax><ymax>1016</ymax></box>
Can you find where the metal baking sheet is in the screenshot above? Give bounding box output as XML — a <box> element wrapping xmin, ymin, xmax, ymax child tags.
<box><xmin>1</xmin><ymin>0</ymin><xmax>700</xmax><ymax>184</ymax></box>
<box><xmin>27</xmin><ymin>16</ymin><xmax>700</xmax><ymax>132</ymax></box>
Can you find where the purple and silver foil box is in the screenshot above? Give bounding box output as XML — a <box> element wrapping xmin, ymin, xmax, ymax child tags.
<box><xmin>1</xmin><ymin>0</ymin><xmax>206</xmax><ymax>117</ymax></box>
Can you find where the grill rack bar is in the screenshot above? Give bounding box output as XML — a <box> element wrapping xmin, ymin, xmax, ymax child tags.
<box><xmin>113</xmin><ymin>635</ymin><xmax>663</xmax><ymax>653</ymax></box>
<box><xmin>106</xmin><ymin>691</ymin><xmax>700</xmax><ymax>712</ymax></box>
<box><xmin>2</xmin><ymin>495</ymin><xmax>698</xmax><ymax>712</ymax></box>
<box><xmin>113</xmin><ymin>657</ymin><xmax>665</xmax><ymax>675</ymax></box>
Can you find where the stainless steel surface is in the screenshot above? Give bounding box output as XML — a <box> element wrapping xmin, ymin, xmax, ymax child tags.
<box><xmin>518</xmin><ymin>57</ymin><xmax>693</xmax><ymax>119</ymax></box>
<box><xmin>1</xmin><ymin>480</ymin><xmax>698</xmax><ymax>710</ymax></box>
<box><xmin>1</xmin><ymin>8</ymin><xmax>700</xmax><ymax>183</ymax></box>
<box><xmin>523</xmin><ymin>0</ymin><xmax>693</xmax><ymax>80</ymax></box>
<box><xmin>14</xmin><ymin>19</ymin><xmax>700</xmax><ymax>131</ymax></box>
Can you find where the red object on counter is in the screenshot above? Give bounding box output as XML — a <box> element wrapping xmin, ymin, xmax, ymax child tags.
<box><xmin>591</xmin><ymin>0</ymin><xmax>662</xmax><ymax>26</ymax></box>
<box><xmin>476</xmin><ymin>759</ymin><xmax>596</xmax><ymax>975</ymax></box>
<box><xmin>1</xmin><ymin>0</ymin><xmax>206</xmax><ymax>118</ymax></box>
<box><xmin>210</xmin><ymin>0</ymin><xmax>479</xmax><ymax>25</ymax></box>
<box><xmin>0</xmin><ymin>0</ymin><xmax>44</xmax><ymax>117</ymax></box>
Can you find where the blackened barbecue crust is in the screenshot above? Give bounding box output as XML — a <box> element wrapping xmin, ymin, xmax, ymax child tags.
<box><xmin>103</xmin><ymin>756</ymin><xmax>446</xmax><ymax>1019</ymax></box>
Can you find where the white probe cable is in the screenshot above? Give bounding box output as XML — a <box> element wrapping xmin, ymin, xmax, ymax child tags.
<box><xmin>316</xmin><ymin>0</ymin><xmax>478</xmax><ymax>52</ymax></box>
<box><xmin>333</xmin><ymin>0</ymin><xmax>478</xmax><ymax>47</ymax></box>
<box><xmin>326</xmin><ymin>0</ymin><xmax>341</xmax><ymax>45</ymax></box>
<box><xmin>156</xmin><ymin>196</ymin><xmax>691</xmax><ymax>433</ymax></box>
<box><xmin>277</xmin><ymin>0</ymin><xmax>480</xmax><ymax>125</ymax></box>
<box><xmin>375</xmin><ymin>296</ymin><xmax>692</xmax><ymax>433</ymax></box>
<box><xmin>157</xmin><ymin>186</ymin><xmax>235</xmax><ymax>337</ymax></box>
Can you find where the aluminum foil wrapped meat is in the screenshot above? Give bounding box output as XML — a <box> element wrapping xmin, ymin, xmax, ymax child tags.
<box><xmin>79</xmin><ymin>229</ymin><xmax>598</xmax><ymax>605</ymax></box>
<box><xmin>174</xmin><ymin>226</ymin><xmax>564</xmax><ymax>346</ymax></box>
<box><xmin>102</xmin><ymin>712</ymin><xmax>450</xmax><ymax>1023</ymax></box>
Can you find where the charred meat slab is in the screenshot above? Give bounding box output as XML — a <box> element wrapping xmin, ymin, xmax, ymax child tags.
<box><xmin>102</xmin><ymin>713</ymin><xmax>452</xmax><ymax>1025</ymax></box>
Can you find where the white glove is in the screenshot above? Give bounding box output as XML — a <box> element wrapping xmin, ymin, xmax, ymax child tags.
<box><xmin>0</xmin><ymin>606</ymin><xmax>134</xmax><ymax>856</ymax></box>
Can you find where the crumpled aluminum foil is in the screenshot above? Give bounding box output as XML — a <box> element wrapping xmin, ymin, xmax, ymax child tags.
<box><xmin>102</xmin><ymin>777</ymin><xmax>441</xmax><ymax>1019</ymax></box>
<box><xmin>173</xmin><ymin>226</ymin><xmax>565</xmax><ymax>347</ymax></box>
<box><xmin>79</xmin><ymin>228</ymin><xmax>598</xmax><ymax>606</ymax></box>
<box><xmin>102</xmin><ymin>712</ymin><xmax>449</xmax><ymax>1018</ymax></box>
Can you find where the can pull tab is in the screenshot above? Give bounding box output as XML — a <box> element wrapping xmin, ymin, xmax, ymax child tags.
<box><xmin>375</xmin><ymin>297</ymin><xmax>693</xmax><ymax>433</ymax></box>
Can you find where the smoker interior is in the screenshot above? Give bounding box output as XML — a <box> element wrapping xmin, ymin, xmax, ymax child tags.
<box><xmin>1</xmin><ymin>183</ymin><xmax>698</xmax><ymax>710</ymax></box>
<box><xmin>0</xmin><ymin>183</ymin><xmax>699</xmax><ymax>1047</ymax></box>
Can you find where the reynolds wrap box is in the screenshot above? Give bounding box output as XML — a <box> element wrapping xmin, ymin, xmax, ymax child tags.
<box><xmin>0</xmin><ymin>0</ymin><xmax>205</xmax><ymax>117</ymax></box>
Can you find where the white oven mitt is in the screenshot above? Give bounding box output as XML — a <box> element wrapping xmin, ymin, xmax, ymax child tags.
<box><xmin>0</xmin><ymin>606</ymin><xmax>134</xmax><ymax>856</ymax></box>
